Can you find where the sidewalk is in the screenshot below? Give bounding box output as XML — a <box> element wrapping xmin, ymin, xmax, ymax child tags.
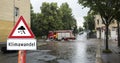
<box><xmin>101</xmin><ymin>39</ymin><xmax>120</xmax><ymax>63</ymax></box>
<box><xmin>96</xmin><ymin>39</ymin><xmax>120</xmax><ymax>63</ymax></box>
<box><xmin>37</xmin><ymin>39</ymin><xmax>47</xmax><ymax>47</ymax></box>
<box><xmin>96</xmin><ymin>39</ymin><xmax>102</xmax><ymax>63</ymax></box>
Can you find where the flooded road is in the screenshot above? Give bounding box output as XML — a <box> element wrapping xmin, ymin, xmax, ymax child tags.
<box><xmin>0</xmin><ymin>52</ymin><xmax>18</xmax><ymax>63</ymax></box>
<box><xmin>0</xmin><ymin>33</ymin><xmax>98</xmax><ymax>63</ymax></box>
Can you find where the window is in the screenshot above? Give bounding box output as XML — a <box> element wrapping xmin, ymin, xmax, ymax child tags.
<box><xmin>15</xmin><ymin>7</ymin><xmax>19</xmax><ymax>16</ymax></box>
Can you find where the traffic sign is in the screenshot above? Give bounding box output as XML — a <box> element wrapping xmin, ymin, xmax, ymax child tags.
<box><xmin>8</xmin><ymin>16</ymin><xmax>35</xmax><ymax>38</ymax></box>
<box><xmin>7</xmin><ymin>39</ymin><xmax>36</xmax><ymax>50</ymax></box>
<box><xmin>7</xmin><ymin>16</ymin><xmax>36</xmax><ymax>63</ymax></box>
<box><xmin>7</xmin><ymin>16</ymin><xmax>36</xmax><ymax>50</ymax></box>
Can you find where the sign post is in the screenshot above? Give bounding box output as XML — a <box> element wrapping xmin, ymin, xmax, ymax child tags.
<box><xmin>7</xmin><ymin>16</ymin><xmax>36</xmax><ymax>63</ymax></box>
<box><xmin>18</xmin><ymin>50</ymin><xmax>26</xmax><ymax>63</ymax></box>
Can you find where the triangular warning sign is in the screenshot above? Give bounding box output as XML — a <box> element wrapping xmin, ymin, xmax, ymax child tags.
<box><xmin>8</xmin><ymin>16</ymin><xmax>35</xmax><ymax>38</ymax></box>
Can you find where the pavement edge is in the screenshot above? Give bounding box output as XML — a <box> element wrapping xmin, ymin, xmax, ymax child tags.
<box><xmin>96</xmin><ymin>39</ymin><xmax>103</xmax><ymax>63</ymax></box>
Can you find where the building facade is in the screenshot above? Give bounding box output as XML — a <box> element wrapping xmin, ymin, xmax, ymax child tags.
<box><xmin>95</xmin><ymin>15</ymin><xmax>117</xmax><ymax>40</ymax></box>
<box><xmin>0</xmin><ymin>0</ymin><xmax>30</xmax><ymax>42</ymax></box>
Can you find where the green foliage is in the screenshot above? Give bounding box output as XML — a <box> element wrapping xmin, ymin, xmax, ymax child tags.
<box><xmin>102</xmin><ymin>49</ymin><xmax>112</xmax><ymax>53</ymax></box>
<box><xmin>83</xmin><ymin>13</ymin><xmax>95</xmax><ymax>31</ymax></box>
<box><xmin>78</xmin><ymin>27</ymin><xmax>84</xmax><ymax>32</ymax></box>
<box><xmin>73</xmin><ymin>25</ymin><xmax>79</xmax><ymax>35</ymax></box>
<box><xmin>31</xmin><ymin>4</ymin><xmax>38</xmax><ymax>37</ymax></box>
<box><xmin>59</xmin><ymin>3</ymin><xmax>76</xmax><ymax>30</ymax></box>
<box><xmin>78</xmin><ymin>0</ymin><xmax>120</xmax><ymax>25</ymax></box>
<box><xmin>40</xmin><ymin>2</ymin><xmax>63</xmax><ymax>32</ymax></box>
<box><xmin>78</xmin><ymin>0</ymin><xmax>120</xmax><ymax>50</ymax></box>
<box><xmin>31</xmin><ymin>2</ymin><xmax>77</xmax><ymax>37</ymax></box>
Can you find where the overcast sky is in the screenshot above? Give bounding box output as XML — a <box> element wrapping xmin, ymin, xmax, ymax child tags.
<box><xmin>30</xmin><ymin>0</ymin><xmax>89</xmax><ymax>28</ymax></box>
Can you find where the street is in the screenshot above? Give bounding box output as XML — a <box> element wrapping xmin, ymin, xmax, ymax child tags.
<box><xmin>0</xmin><ymin>33</ymin><xmax>98</xmax><ymax>63</ymax></box>
<box><xmin>1</xmin><ymin>0</ymin><xmax>120</xmax><ymax>63</ymax></box>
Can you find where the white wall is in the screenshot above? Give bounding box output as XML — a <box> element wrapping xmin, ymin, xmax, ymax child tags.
<box><xmin>96</xmin><ymin>29</ymin><xmax>117</xmax><ymax>40</ymax></box>
<box><xmin>101</xmin><ymin>31</ymin><xmax>105</xmax><ymax>39</ymax></box>
<box><xmin>96</xmin><ymin>30</ymin><xmax>100</xmax><ymax>38</ymax></box>
<box><xmin>111</xmin><ymin>30</ymin><xmax>117</xmax><ymax>40</ymax></box>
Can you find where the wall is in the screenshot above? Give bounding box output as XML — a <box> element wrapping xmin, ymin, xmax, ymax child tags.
<box><xmin>95</xmin><ymin>15</ymin><xmax>117</xmax><ymax>40</ymax></box>
<box><xmin>0</xmin><ymin>0</ymin><xmax>30</xmax><ymax>42</ymax></box>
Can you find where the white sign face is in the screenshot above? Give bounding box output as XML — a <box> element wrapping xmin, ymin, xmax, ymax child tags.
<box><xmin>12</xmin><ymin>20</ymin><xmax>31</xmax><ymax>36</ymax></box>
<box><xmin>7</xmin><ymin>39</ymin><xmax>36</xmax><ymax>50</ymax></box>
<box><xmin>8</xmin><ymin>16</ymin><xmax>35</xmax><ymax>38</ymax></box>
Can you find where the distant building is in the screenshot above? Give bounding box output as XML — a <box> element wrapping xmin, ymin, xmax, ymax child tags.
<box><xmin>94</xmin><ymin>15</ymin><xmax>117</xmax><ymax>40</ymax></box>
<box><xmin>0</xmin><ymin>0</ymin><xmax>30</xmax><ymax>42</ymax></box>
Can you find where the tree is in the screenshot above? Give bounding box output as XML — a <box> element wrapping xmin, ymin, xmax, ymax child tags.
<box><xmin>78</xmin><ymin>0</ymin><xmax>120</xmax><ymax>50</ymax></box>
<box><xmin>78</xmin><ymin>27</ymin><xmax>84</xmax><ymax>32</ymax></box>
<box><xmin>31</xmin><ymin>2</ymin><xmax>77</xmax><ymax>37</ymax></box>
<box><xmin>40</xmin><ymin>2</ymin><xmax>64</xmax><ymax>35</ymax></box>
<box><xmin>73</xmin><ymin>25</ymin><xmax>78</xmax><ymax>35</ymax></box>
<box><xmin>83</xmin><ymin>13</ymin><xmax>95</xmax><ymax>31</ymax></box>
<box><xmin>59</xmin><ymin>3</ymin><xmax>77</xmax><ymax>30</ymax></box>
<box><xmin>31</xmin><ymin>4</ymin><xmax>38</xmax><ymax>37</ymax></box>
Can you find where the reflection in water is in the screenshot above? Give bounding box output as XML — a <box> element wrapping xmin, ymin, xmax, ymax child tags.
<box><xmin>72</xmin><ymin>42</ymin><xmax>87</xmax><ymax>63</ymax></box>
<box><xmin>70</xmin><ymin>32</ymin><xmax>96</xmax><ymax>63</ymax></box>
<box><xmin>24</xmin><ymin>33</ymin><xmax>96</xmax><ymax>63</ymax></box>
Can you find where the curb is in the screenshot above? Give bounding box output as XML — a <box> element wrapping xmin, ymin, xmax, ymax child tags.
<box><xmin>96</xmin><ymin>40</ymin><xmax>102</xmax><ymax>63</ymax></box>
<box><xmin>37</xmin><ymin>43</ymin><xmax>47</xmax><ymax>47</ymax></box>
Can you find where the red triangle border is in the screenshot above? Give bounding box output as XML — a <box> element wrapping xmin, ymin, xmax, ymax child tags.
<box><xmin>8</xmin><ymin>16</ymin><xmax>35</xmax><ymax>38</ymax></box>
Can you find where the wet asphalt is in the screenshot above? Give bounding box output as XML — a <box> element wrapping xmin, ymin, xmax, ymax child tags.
<box><xmin>0</xmin><ymin>33</ymin><xmax>98</xmax><ymax>63</ymax></box>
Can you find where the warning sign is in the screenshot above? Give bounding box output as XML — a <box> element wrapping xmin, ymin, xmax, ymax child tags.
<box><xmin>7</xmin><ymin>16</ymin><xmax>36</xmax><ymax>50</ymax></box>
<box><xmin>8</xmin><ymin>16</ymin><xmax>34</xmax><ymax>38</ymax></box>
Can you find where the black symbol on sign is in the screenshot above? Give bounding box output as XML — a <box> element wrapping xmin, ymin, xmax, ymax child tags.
<box><xmin>18</xmin><ymin>26</ymin><xmax>26</xmax><ymax>34</ymax></box>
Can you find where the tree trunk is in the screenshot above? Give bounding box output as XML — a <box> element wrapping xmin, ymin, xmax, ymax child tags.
<box><xmin>117</xmin><ymin>21</ymin><xmax>120</xmax><ymax>47</ymax></box>
<box><xmin>99</xmin><ymin>29</ymin><xmax>101</xmax><ymax>39</ymax></box>
<box><xmin>105</xmin><ymin>24</ymin><xmax>109</xmax><ymax>50</ymax></box>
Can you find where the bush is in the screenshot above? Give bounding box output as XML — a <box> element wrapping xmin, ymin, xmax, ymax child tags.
<box><xmin>102</xmin><ymin>49</ymin><xmax>112</xmax><ymax>53</ymax></box>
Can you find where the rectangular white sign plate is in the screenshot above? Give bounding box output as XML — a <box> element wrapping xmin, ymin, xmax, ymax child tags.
<box><xmin>7</xmin><ymin>39</ymin><xmax>36</xmax><ymax>50</ymax></box>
